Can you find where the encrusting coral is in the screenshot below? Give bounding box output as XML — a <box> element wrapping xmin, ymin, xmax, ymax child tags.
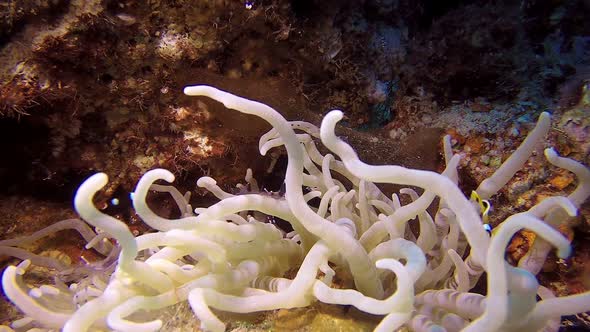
<box><xmin>1</xmin><ymin>85</ymin><xmax>589</xmax><ymax>332</ymax></box>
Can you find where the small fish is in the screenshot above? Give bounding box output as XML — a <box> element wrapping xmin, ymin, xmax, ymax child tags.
<box><xmin>471</xmin><ymin>190</ymin><xmax>492</xmax><ymax>233</ymax></box>
<box><xmin>116</xmin><ymin>13</ymin><xmax>137</xmax><ymax>26</ymax></box>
